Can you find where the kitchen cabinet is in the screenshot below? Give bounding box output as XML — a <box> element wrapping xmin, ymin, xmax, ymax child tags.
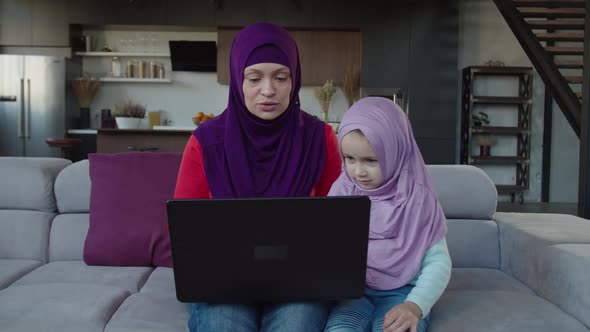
<box><xmin>217</xmin><ymin>28</ymin><xmax>361</xmax><ymax>86</ymax></box>
<box><xmin>103</xmin><ymin>0</ymin><xmax>167</xmax><ymax>26</ymax></box>
<box><xmin>265</xmin><ymin>0</ymin><xmax>313</xmax><ymax>28</ymax></box>
<box><xmin>67</xmin><ymin>0</ymin><xmax>107</xmax><ymax>25</ymax></box>
<box><xmin>310</xmin><ymin>1</ymin><xmax>360</xmax><ymax>28</ymax></box>
<box><xmin>215</xmin><ymin>0</ymin><xmax>266</xmax><ymax>27</ymax></box>
<box><xmin>166</xmin><ymin>0</ymin><xmax>216</xmax><ymax>27</ymax></box>
<box><xmin>31</xmin><ymin>0</ymin><xmax>68</xmax><ymax>46</ymax></box>
<box><xmin>0</xmin><ymin>0</ymin><xmax>32</xmax><ymax>46</ymax></box>
<box><xmin>306</xmin><ymin>30</ymin><xmax>361</xmax><ymax>86</ymax></box>
<box><xmin>97</xmin><ymin>129</ymin><xmax>191</xmax><ymax>153</ymax></box>
<box><xmin>0</xmin><ymin>0</ymin><xmax>68</xmax><ymax>47</ymax></box>
<box><xmin>216</xmin><ymin>29</ymin><xmax>237</xmax><ymax>86</ymax></box>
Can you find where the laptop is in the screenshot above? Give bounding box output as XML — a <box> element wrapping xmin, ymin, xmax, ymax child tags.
<box><xmin>166</xmin><ymin>196</ymin><xmax>370</xmax><ymax>304</ymax></box>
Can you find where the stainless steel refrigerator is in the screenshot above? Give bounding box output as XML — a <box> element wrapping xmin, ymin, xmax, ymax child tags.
<box><xmin>0</xmin><ymin>55</ymin><xmax>66</xmax><ymax>157</ymax></box>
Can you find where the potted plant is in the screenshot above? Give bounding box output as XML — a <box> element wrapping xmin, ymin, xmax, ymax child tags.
<box><xmin>471</xmin><ymin>111</ymin><xmax>495</xmax><ymax>156</ymax></box>
<box><xmin>471</xmin><ymin>111</ymin><xmax>490</xmax><ymax>127</ymax></box>
<box><xmin>113</xmin><ymin>100</ymin><xmax>146</xmax><ymax>129</ymax></box>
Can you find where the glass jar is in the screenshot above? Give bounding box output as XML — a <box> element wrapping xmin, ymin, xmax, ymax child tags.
<box><xmin>126</xmin><ymin>61</ymin><xmax>135</xmax><ymax>78</ymax></box>
<box><xmin>111</xmin><ymin>56</ymin><xmax>121</xmax><ymax>77</ymax></box>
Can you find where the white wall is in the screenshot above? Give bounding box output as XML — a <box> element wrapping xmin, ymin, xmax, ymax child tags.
<box><xmin>458</xmin><ymin>0</ymin><xmax>579</xmax><ymax>203</ymax></box>
<box><xmin>82</xmin><ymin>28</ymin><xmax>350</xmax><ymax>129</ymax></box>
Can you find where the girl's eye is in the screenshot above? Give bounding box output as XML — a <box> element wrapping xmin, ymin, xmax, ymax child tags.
<box><xmin>275</xmin><ymin>76</ymin><xmax>288</xmax><ymax>82</ymax></box>
<box><xmin>344</xmin><ymin>156</ymin><xmax>355</xmax><ymax>162</ymax></box>
<box><xmin>247</xmin><ymin>77</ymin><xmax>261</xmax><ymax>83</ymax></box>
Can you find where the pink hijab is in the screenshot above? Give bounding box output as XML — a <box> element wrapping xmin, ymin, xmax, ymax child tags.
<box><xmin>329</xmin><ymin>97</ymin><xmax>447</xmax><ymax>290</ymax></box>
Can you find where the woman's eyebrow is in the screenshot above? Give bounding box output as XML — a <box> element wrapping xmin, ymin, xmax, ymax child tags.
<box><xmin>244</xmin><ymin>69</ymin><xmax>261</xmax><ymax>75</ymax></box>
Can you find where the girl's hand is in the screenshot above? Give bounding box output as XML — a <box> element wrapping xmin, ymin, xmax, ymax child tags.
<box><xmin>382</xmin><ymin>301</ymin><xmax>422</xmax><ymax>332</ymax></box>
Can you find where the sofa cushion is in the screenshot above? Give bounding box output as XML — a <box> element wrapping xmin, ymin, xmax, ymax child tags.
<box><xmin>140</xmin><ymin>267</ymin><xmax>176</xmax><ymax>295</ymax></box>
<box><xmin>0</xmin><ymin>157</ymin><xmax>70</xmax><ymax>212</ymax></box>
<box><xmin>446</xmin><ymin>268</ymin><xmax>532</xmax><ymax>293</ymax></box>
<box><xmin>427</xmin><ymin>165</ymin><xmax>497</xmax><ymax>220</ymax></box>
<box><xmin>537</xmin><ymin>244</ymin><xmax>590</xmax><ymax>328</ymax></box>
<box><xmin>105</xmin><ymin>292</ymin><xmax>189</xmax><ymax>332</ymax></box>
<box><xmin>84</xmin><ymin>152</ymin><xmax>182</xmax><ymax>267</ymax></box>
<box><xmin>0</xmin><ymin>283</ymin><xmax>130</xmax><ymax>332</ymax></box>
<box><xmin>446</xmin><ymin>219</ymin><xmax>499</xmax><ymax>268</ymax></box>
<box><xmin>49</xmin><ymin>214</ymin><xmax>89</xmax><ymax>261</ymax></box>
<box><xmin>496</xmin><ymin>212</ymin><xmax>590</xmax><ymax>291</ymax></box>
<box><xmin>55</xmin><ymin>160</ymin><xmax>91</xmax><ymax>213</ymax></box>
<box><xmin>0</xmin><ymin>210</ymin><xmax>54</xmax><ymax>262</ymax></box>
<box><xmin>0</xmin><ymin>259</ymin><xmax>43</xmax><ymax>290</ymax></box>
<box><xmin>10</xmin><ymin>261</ymin><xmax>153</xmax><ymax>294</ymax></box>
<box><xmin>431</xmin><ymin>290</ymin><xmax>589</xmax><ymax>332</ymax></box>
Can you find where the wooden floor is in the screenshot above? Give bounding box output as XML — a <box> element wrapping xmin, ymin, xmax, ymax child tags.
<box><xmin>497</xmin><ymin>202</ymin><xmax>578</xmax><ymax>216</ymax></box>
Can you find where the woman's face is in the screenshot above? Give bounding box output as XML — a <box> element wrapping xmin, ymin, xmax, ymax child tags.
<box><xmin>242</xmin><ymin>63</ymin><xmax>292</xmax><ymax>120</ymax></box>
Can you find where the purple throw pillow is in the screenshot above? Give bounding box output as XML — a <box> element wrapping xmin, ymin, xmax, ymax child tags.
<box><xmin>84</xmin><ymin>152</ymin><xmax>182</xmax><ymax>267</ymax></box>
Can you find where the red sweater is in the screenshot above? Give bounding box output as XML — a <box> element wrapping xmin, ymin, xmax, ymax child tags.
<box><xmin>174</xmin><ymin>124</ymin><xmax>342</xmax><ymax>199</ymax></box>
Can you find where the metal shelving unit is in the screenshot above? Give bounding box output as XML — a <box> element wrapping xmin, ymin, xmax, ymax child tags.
<box><xmin>460</xmin><ymin>66</ymin><xmax>533</xmax><ymax>204</ymax></box>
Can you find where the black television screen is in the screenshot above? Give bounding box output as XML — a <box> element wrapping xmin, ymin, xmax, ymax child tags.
<box><xmin>169</xmin><ymin>40</ymin><xmax>217</xmax><ymax>72</ymax></box>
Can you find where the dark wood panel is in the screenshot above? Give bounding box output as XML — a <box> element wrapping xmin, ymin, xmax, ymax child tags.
<box><xmin>216</xmin><ymin>28</ymin><xmax>237</xmax><ymax>85</ymax></box>
<box><xmin>308</xmin><ymin>30</ymin><xmax>361</xmax><ymax>85</ymax></box>
<box><xmin>217</xmin><ymin>28</ymin><xmax>361</xmax><ymax>86</ymax></box>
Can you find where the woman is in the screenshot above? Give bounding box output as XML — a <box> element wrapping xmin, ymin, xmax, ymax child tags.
<box><xmin>174</xmin><ymin>22</ymin><xmax>342</xmax><ymax>331</ymax></box>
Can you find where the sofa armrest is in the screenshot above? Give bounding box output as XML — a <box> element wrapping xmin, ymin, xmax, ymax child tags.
<box><xmin>496</xmin><ymin>212</ymin><xmax>590</xmax><ymax>327</ymax></box>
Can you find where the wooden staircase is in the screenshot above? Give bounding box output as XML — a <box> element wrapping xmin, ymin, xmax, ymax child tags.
<box><xmin>493</xmin><ymin>0</ymin><xmax>586</xmax><ymax>137</ymax></box>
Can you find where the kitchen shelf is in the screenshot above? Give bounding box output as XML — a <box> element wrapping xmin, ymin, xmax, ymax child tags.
<box><xmin>75</xmin><ymin>52</ymin><xmax>170</xmax><ymax>57</ymax></box>
<box><xmin>98</xmin><ymin>78</ymin><xmax>172</xmax><ymax>83</ymax></box>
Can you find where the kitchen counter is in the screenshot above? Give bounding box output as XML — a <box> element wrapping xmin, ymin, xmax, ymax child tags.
<box><xmin>68</xmin><ymin>126</ymin><xmax>196</xmax><ymax>135</ymax></box>
<box><xmin>68</xmin><ymin>129</ymin><xmax>98</xmax><ymax>134</ymax></box>
<box><xmin>96</xmin><ymin>128</ymin><xmax>192</xmax><ymax>153</ymax></box>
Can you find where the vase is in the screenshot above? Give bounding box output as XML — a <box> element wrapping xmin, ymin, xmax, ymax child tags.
<box><xmin>115</xmin><ymin>117</ymin><xmax>141</xmax><ymax>129</ymax></box>
<box><xmin>480</xmin><ymin>145</ymin><xmax>491</xmax><ymax>157</ymax></box>
<box><xmin>79</xmin><ymin>107</ymin><xmax>90</xmax><ymax>129</ymax></box>
<box><xmin>320</xmin><ymin>111</ymin><xmax>328</xmax><ymax>122</ymax></box>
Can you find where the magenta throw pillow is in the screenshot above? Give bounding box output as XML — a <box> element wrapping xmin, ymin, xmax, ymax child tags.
<box><xmin>84</xmin><ymin>152</ymin><xmax>182</xmax><ymax>267</ymax></box>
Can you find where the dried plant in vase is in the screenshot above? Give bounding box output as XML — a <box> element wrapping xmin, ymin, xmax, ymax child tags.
<box><xmin>314</xmin><ymin>80</ymin><xmax>337</xmax><ymax>122</ymax></box>
<box><xmin>71</xmin><ymin>76</ymin><xmax>101</xmax><ymax>128</ymax></box>
<box><xmin>71</xmin><ymin>76</ymin><xmax>101</xmax><ymax>108</ymax></box>
<box><xmin>343</xmin><ymin>66</ymin><xmax>360</xmax><ymax>107</ymax></box>
<box><xmin>113</xmin><ymin>100</ymin><xmax>146</xmax><ymax>129</ymax></box>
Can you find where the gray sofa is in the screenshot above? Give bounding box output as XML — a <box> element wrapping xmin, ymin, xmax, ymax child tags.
<box><xmin>0</xmin><ymin>156</ymin><xmax>588</xmax><ymax>332</ymax></box>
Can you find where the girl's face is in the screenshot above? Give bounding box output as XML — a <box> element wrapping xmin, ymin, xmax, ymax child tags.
<box><xmin>242</xmin><ymin>63</ymin><xmax>292</xmax><ymax>120</ymax></box>
<box><xmin>341</xmin><ymin>130</ymin><xmax>383</xmax><ymax>190</ymax></box>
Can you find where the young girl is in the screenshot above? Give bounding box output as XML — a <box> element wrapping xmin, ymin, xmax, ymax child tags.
<box><xmin>325</xmin><ymin>97</ymin><xmax>451</xmax><ymax>332</ymax></box>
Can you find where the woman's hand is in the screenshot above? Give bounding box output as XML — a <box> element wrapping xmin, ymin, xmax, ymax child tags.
<box><xmin>382</xmin><ymin>301</ymin><xmax>422</xmax><ymax>332</ymax></box>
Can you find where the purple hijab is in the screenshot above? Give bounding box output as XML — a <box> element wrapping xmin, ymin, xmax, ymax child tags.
<box><xmin>194</xmin><ymin>23</ymin><xmax>326</xmax><ymax>198</ymax></box>
<box><xmin>329</xmin><ymin>97</ymin><xmax>447</xmax><ymax>290</ymax></box>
